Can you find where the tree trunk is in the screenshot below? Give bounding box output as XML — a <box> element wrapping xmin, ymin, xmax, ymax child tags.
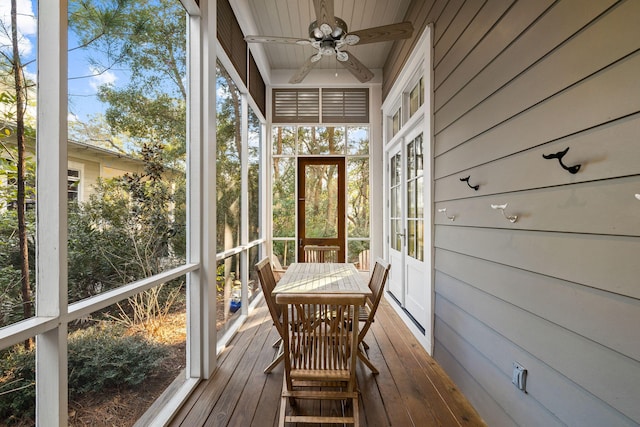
<box><xmin>11</xmin><ymin>0</ymin><xmax>33</xmax><ymax>350</ymax></box>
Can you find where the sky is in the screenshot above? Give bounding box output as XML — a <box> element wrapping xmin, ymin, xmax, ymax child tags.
<box><xmin>0</xmin><ymin>0</ymin><xmax>126</xmax><ymax>124</ymax></box>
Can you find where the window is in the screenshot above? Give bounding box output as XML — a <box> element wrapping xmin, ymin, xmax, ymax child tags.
<box><xmin>409</xmin><ymin>77</ymin><xmax>424</xmax><ymax>118</ymax></box>
<box><xmin>67</xmin><ymin>169</ymin><xmax>80</xmax><ymax>202</ymax></box>
<box><xmin>392</xmin><ymin>107</ymin><xmax>402</xmax><ymax>137</ymax></box>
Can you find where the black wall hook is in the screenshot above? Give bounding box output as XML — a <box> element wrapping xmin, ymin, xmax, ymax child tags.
<box><xmin>542</xmin><ymin>147</ymin><xmax>581</xmax><ymax>174</ymax></box>
<box><xmin>460</xmin><ymin>176</ymin><xmax>479</xmax><ymax>191</ymax></box>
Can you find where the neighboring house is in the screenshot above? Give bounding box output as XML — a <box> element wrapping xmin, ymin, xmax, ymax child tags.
<box><xmin>1</xmin><ymin>135</ymin><xmax>146</xmax><ymax>207</ymax></box>
<box><xmin>66</xmin><ymin>140</ymin><xmax>147</xmax><ymax>203</ymax></box>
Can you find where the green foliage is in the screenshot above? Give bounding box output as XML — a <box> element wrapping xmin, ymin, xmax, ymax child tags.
<box><xmin>67</xmin><ymin>144</ymin><xmax>186</xmax><ymax>302</ymax></box>
<box><xmin>0</xmin><ymin>346</ymin><xmax>35</xmax><ymax>424</ymax></box>
<box><xmin>0</xmin><ymin>209</ymin><xmax>35</xmax><ymax>327</ymax></box>
<box><xmin>67</xmin><ymin>324</ymin><xmax>169</xmax><ymax>395</ymax></box>
<box><xmin>215</xmin><ymin>63</ymin><xmax>242</xmax><ymax>253</ymax></box>
<box><xmin>69</xmin><ymin>0</ymin><xmax>188</xmax><ymax>166</ymax></box>
<box><xmin>0</xmin><ymin>323</ymin><xmax>169</xmax><ymax>423</ymax></box>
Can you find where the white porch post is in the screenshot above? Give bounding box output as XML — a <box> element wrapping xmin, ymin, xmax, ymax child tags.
<box><xmin>186</xmin><ymin>5</ymin><xmax>204</xmax><ymax>378</ymax></box>
<box><xmin>240</xmin><ymin>94</ymin><xmax>249</xmax><ymax>314</ymax></box>
<box><xmin>200</xmin><ymin>0</ymin><xmax>218</xmax><ymax>377</ymax></box>
<box><xmin>35</xmin><ymin>1</ymin><xmax>68</xmax><ymax>425</ymax></box>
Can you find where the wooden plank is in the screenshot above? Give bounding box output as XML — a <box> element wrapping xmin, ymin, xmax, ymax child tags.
<box><xmin>434</xmin><ymin>0</ymin><xmax>486</xmax><ymax>67</ymax></box>
<box><xmin>435</xmin><ymin>49</ymin><xmax>640</xmax><ymax>178</ymax></box>
<box><xmin>434</xmin><ymin>226</ymin><xmax>640</xmax><ymax>299</ymax></box>
<box><xmin>435</xmin><ymin>113</ymin><xmax>640</xmax><ymax>190</ymax></box>
<box><xmin>376</xmin><ymin>300</ymin><xmax>486</xmax><ymax>426</ymax></box>
<box><xmin>168</xmin><ymin>298</ymin><xmax>485</xmax><ymax>427</ymax></box>
<box><xmin>435</xmin><ymin>0</ymin><xmax>639</xmax><ymax>148</ymax></box>
<box><xmin>383</xmin><ymin>0</ymin><xmax>445</xmax><ymax>99</ymax></box>
<box><xmin>436</xmin><ymin>249</ymin><xmax>640</xmax><ymax>361</ymax></box>
<box><xmin>249</xmin><ymin>357</ymin><xmax>282</xmax><ymax>427</ymax></box>
<box><xmin>435</xmin><ymin>176</ymin><xmax>640</xmax><ymax>236</ymax></box>
<box><xmin>362</xmin><ymin>304</ymin><xmax>435</xmax><ymax>426</ymax></box>
<box><xmin>173</xmin><ymin>305</ymin><xmax>272</xmax><ymax>425</ymax></box>
<box><xmin>435</xmin><ymin>294</ymin><xmax>639</xmax><ymax>427</ymax></box>
<box><xmin>355</xmin><ymin>343</ymin><xmax>389</xmax><ymax>426</ymax></box>
<box><xmin>435</xmin><ymin>271</ymin><xmax>640</xmax><ymax>422</ymax></box>
<box><xmin>434</xmin><ymin>0</ymin><xmax>466</xmax><ymax>44</ymax></box>
<box><xmin>435</xmin><ymin>0</ymin><xmax>513</xmax><ymax>78</ymax></box>
<box><xmin>215</xmin><ymin>307</ymin><xmax>277</xmax><ymax>427</ymax></box>
<box><xmin>434</xmin><ymin>0</ymin><xmax>554</xmax><ymax>100</ymax></box>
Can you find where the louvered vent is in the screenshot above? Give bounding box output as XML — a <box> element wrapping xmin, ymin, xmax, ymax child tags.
<box><xmin>272</xmin><ymin>89</ymin><xmax>320</xmax><ymax>123</ymax></box>
<box><xmin>322</xmin><ymin>88</ymin><xmax>369</xmax><ymax>123</ymax></box>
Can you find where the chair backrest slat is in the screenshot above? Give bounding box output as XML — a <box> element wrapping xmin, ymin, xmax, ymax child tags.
<box><xmin>283</xmin><ymin>295</ymin><xmax>361</xmax><ymax>387</ymax></box>
<box><xmin>359</xmin><ymin>258</ymin><xmax>390</xmax><ymax>342</ymax></box>
<box><xmin>303</xmin><ymin>245</ymin><xmax>340</xmax><ymax>263</ymax></box>
<box><xmin>255</xmin><ymin>257</ymin><xmax>283</xmax><ymax>336</ymax></box>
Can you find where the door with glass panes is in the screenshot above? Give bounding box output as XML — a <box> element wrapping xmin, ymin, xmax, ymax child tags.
<box><xmin>387</xmin><ymin>130</ymin><xmax>429</xmax><ymax>329</ymax></box>
<box><xmin>297</xmin><ymin>157</ymin><xmax>346</xmax><ymax>262</ymax></box>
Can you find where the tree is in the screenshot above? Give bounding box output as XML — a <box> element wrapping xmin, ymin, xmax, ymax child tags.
<box><xmin>0</xmin><ymin>0</ymin><xmax>35</xmax><ymax>348</ymax></box>
<box><xmin>68</xmin><ymin>0</ymin><xmax>187</xmax><ymax>167</ymax></box>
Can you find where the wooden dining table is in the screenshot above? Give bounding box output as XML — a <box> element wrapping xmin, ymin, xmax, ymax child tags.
<box><xmin>272</xmin><ymin>262</ymin><xmax>372</xmax><ymax>304</ymax></box>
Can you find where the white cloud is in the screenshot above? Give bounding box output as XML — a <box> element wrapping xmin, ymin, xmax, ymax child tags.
<box><xmin>0</xmin><ymin>0</ymin><xmax>37</xmax><ymax>57</ymax></box>
<box><xmin>89</xmin><ymin>66</ymin><xmax>117</xmax><ymax>91</ymax></box>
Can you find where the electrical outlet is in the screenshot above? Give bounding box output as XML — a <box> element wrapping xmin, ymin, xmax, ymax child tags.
<box><xmin>512</xmin><ymin>362</ymin><xmax>527</xmax><ymax>392</ymax></box>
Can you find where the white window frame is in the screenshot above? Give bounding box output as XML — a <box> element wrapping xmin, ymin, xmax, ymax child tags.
<box><xmin>381</xmin><ymin>24</ymin><xmax>434</xmax><ymax>354</ymax></box>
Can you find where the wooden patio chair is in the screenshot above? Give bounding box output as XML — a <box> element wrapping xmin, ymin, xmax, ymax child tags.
<box><xmin>357</xmin><ymin>258</ymin><xmax>390</xmax><ymax>374</ymax></box>
<box><xmin>255</xmin><ymin>257</ymin><xmax>285</xmax><ymax>373</ymax></box>
<box><xmin>303</xmin><ymin>245</ymin><xmax>340</xmax><ymax>263</ymax></box>
<box><xmin>279</xmin><ymin>294</ymin><xmax>362</xmax><ymax>426</ymax></box>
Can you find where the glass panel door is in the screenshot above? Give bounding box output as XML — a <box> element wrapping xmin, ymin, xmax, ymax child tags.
<box><xmin>297</xmin><ymin>158</ymin><xmax>345</xmax><ymax>262</ymax></box>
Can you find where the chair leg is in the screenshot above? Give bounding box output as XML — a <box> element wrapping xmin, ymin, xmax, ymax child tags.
<box><xmin>272</xmin><ymin>337</ymin><xmax>281</xmax><ymax>348</ymax></box>
<box><xmin>264</xmin><ymin>340</ymin><xmax>284</xmax><ymax>374</ymax></box>
<box><xmin>357</xmin><ymin>346</ymin><xmax>379</xmax><ymax>375</ymax></box>
<box><xmin>352</xmin><ymin>394</ymin><xmax>360</xmax><ymax>427</ymax></box>
<box><xmin>279</xmin><ymin>377</ymin><xmax>287</xmax><ymax>426</ymax></box>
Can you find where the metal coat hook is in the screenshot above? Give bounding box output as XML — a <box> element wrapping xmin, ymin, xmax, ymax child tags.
<box><xmin>635</xmin><ymin>194</ymin><xmax>640</xmax><ymax>201</ymax></box>
<box><xmin>460</xmin><ymin>175</ymin><xmax>479</xmax><ymax>191</ymax></box>
<box><xmin>491</xmin><ymin>203</ymin><xmax>517</xmax><ymax>223</ymax></box>
<box><xmin>438</xmin><ymin>208</ymin><xmax>455</xmax><ymax>221</ymax></box>
<box><xmin>542</xmin><ymin>147</ymin><xmax>581</xmax><ymax>174</ymax></box>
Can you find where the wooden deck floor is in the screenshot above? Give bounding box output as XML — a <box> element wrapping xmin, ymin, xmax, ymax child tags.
<box><xmin>168</xmin><ymin>297</ymin><xmax>486</xmax><ymax>427</ymax></box>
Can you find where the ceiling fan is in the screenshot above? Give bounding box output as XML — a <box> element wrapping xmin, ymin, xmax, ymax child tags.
<box><xmin>245</xmin><ymin>0</ymin><xmax>414</xmax><ymax>84</ymax></box>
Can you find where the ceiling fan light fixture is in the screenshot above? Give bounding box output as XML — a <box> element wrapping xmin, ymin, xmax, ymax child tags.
<box><xmin>319</xmin><ymin>40</ymin><xmax>336</xmax><ymax>55</ymax></box>
<box><xmin>309</xmin><ymin>23</ymin><xmax>324</xmax><ymax>39</ymax></box>
<box><xmin>344</xmin><ymin>34</ymin><xmax>360</xmax><ymax>45</ymax></box>
<box><xmin>320</xmin><ymin>23</ymin><xmax>333</xmax><ymax>36</ymax></box>
<box><xmin>336</xmin><ymin>51</ymin><xmax>348</xmax><ymax>62</ymax></box>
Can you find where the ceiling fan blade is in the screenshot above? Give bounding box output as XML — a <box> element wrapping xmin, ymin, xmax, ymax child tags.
<box><xmin>245</xmin><ymin>35</ymin><xmax>309</xmax><ymax>44</ymax></box>
<box><xmin>289</xmin><ymin>55</ymin><xmax>319</xmax><ymax>84</ymax></box>
<box><xmin>349</xmin><ymin>21</ymin><xmax>413</xmax><ymax>45</ymax></box>
<box><xmin>313</xmin><ymin>0</ymin><xmax>335</xmax><ymax>35</ymax></box>
<box><xmin>340</xmin><ymin>52</ymin><xmax>374</xmax><ymax>83</ymax></box>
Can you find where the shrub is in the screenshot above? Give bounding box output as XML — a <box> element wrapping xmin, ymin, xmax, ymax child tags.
<box><xmin>0</xmin><ymin>322</ymin><xmax>169</xmax><ymax>423</ymax></box>
<box><xmin>0</xmin><ymin>346</ymin><xmax>35</xmax><ymax>424</ymax></box>
<box><xmin>67</xmin><ymin>323</ymin><xmax>169</xmax><ymax>395</ymax></box>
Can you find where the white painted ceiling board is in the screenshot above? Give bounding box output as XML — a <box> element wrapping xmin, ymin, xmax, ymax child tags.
<box><xmin>245</xmin><ymin>0</ymin><xmax>412</xmax><ymax>73</ymax></box>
